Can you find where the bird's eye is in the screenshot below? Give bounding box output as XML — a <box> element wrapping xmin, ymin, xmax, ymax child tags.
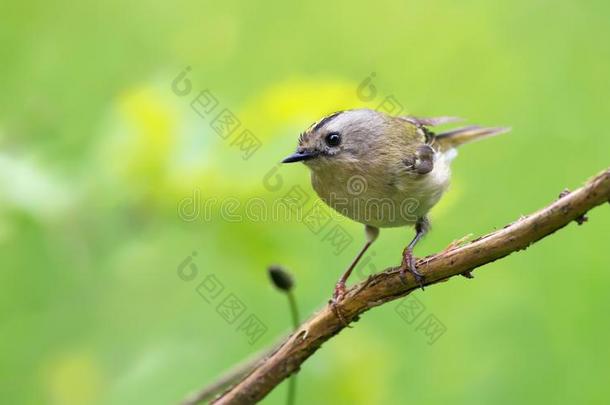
<box><xmin>325</xmin><ymin>132</ymin><xmax>341</xmax><ymax>147</ymax></box>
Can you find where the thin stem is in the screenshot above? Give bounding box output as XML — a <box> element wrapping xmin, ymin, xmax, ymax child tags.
<box><xmin>286</xmin><ymin>291</ymin><xmax>300</xmax><ymax>405</ymax></box>
<box><xmin>287</xmin><ymin>291</ymin><xmax>300</xmax><ymax>330</ymax></box>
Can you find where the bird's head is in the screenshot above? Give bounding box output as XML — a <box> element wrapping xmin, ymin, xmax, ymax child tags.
<box><xmin>282</xmin><ymin>109</ymin><xmax>389</xmax><ymax>170</ymax></box>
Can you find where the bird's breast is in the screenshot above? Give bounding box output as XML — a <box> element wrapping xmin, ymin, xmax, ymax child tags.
<box><xmin>310</xmin><ymin>152</ymin><xmax>452</xmax><ymax>228</ymax></box>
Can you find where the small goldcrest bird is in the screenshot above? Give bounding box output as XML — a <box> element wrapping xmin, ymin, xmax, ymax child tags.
<box><xmin>282</xmin><ymin>109</ymin><xmax>508</xmax><ymax>322</ymax></box>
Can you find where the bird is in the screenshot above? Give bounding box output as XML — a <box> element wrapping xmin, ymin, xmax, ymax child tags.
<box><xmin>282</xmin><ymin>108</ymin><xmax>509</xmax><ymax>323</ymax></box>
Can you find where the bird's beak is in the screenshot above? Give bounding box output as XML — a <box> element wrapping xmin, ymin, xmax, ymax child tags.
<box><xmin>281</xmin><ymin>150</ymin><xmax>318</xmax><ymax>163</ymax></box>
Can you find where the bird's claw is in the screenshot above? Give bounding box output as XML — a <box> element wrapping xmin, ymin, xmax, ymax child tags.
<box><xmin>329</xmin><ymin>283</ymin><xmax>351</xmax><ymax>327</ymax></box>
<box><xmin>401</xmin><ymin>250</ymin><xmax>425</xmax><ymax>290</ymax></box>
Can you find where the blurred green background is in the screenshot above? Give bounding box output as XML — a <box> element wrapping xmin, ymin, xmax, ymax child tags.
<box><xmin>2</xmin><ymin>0</ymin><xmax>609</xmax><ymax>404</ymax></box>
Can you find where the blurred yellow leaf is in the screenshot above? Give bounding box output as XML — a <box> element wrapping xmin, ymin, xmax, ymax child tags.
<box><xmin>42</xmin><ymin>351</ymin><xmax>104</xmax><ymax>405</ymax></box>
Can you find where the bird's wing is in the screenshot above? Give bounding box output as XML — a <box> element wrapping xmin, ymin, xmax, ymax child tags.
<box><xmin>400</xmin><ymin>144</ymin><xmax>436</xmax><ymax>175</ymax></box>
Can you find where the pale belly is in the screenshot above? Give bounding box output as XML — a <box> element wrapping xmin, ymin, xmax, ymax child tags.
<box><xmin>311</xmin><ymin>153</ymin><xmax>452</xmax><ymax>228</ymax></box>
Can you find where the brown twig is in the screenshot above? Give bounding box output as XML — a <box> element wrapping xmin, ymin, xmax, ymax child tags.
<box><xmin>186</xmin><ymin>167</ymin><xmax>610</xmax><ymax>405</ymax></box>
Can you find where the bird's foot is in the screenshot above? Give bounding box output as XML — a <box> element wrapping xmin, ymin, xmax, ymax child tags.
<box><xmin>400</xmin><ymin>249</ymin><xmax>425</xmax><ymax>290</ymax></box>
<box><xmin>329</xmin><ymin>282</ymin><xmax>351</xmax><ymax>327</ymax></box>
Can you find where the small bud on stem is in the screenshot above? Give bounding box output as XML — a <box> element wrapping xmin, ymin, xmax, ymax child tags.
<box><xmin>268</xmin><ymin>265</ymin><xmax>295</xmax><ymax>292</ymax></box>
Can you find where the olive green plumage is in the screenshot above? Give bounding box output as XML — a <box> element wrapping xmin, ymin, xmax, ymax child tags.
<box><xmin>284</xmin><ymin>108</ymin><xmax>509</xmax><ymax>228</ymax></box>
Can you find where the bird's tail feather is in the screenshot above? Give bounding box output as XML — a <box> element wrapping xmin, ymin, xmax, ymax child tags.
<box><xmin>435</xmin><ymin>125</ymin><xmax>510</xmax><ymax>150</ymax></box>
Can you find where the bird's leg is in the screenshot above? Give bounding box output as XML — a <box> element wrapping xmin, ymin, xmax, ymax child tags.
<box><xmin>330</xmin><ymin>225</ymin><xmax>379</xmax><ymax>325</ymax></box>
<box><xmin>401</xmin><ymin>217</ymin><xmax>430</xmax><ymax>289</ymax></box>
